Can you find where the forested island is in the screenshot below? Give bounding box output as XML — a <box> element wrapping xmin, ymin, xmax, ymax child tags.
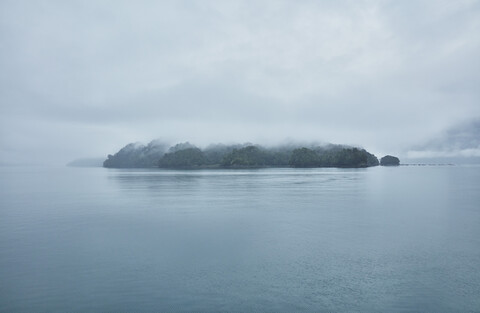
<box><xmin>103</xmin><ymin>140</ymin><xmax>400</xmax><ymax>169</ymax></box>
<box><xmin>380</xmin><ymin>155</ymin><xmax>400</xmax><ymax>166</ymax></box>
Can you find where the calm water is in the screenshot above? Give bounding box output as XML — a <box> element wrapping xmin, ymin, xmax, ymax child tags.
<box><xmin>0</xmin><ymin>166</ymin><xmax>479</xmax><ymax>312</ymax></box>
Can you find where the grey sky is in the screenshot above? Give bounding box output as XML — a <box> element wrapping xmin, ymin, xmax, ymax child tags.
<box><xmin>1</xmin><ymin>0</ymin><xmax>479</xmax><ymax>165</ymax></box>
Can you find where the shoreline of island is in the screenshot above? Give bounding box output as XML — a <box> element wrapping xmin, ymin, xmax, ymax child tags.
<box><xmin>102</xmin><ymin>140</ymin><xmax>400</xmax><ymax>169</ymax></box>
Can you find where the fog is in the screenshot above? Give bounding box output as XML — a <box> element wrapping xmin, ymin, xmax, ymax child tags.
<box><xmin>407</xmin><ymin>118</ymin><xmax>480</xmax><ymax>159</ymax></box>
<box><xmin>1</xmin><ymin>0</ymin><xmax>479</xmax><ymax>165</ymax></box>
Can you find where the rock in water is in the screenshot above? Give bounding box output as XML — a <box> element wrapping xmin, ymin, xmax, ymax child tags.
<box><xmin>380</xmin><ymin>155</ymin><xmax>400</xmax><ymax>166</ymax></box>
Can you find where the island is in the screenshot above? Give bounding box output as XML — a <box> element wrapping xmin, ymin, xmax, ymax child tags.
<box><xmin>380</xmin><ymin>155</ymin><xmax>400</xmax><ymax>166</ymax></box>
<box><xmin>103</xmin><ymin>140</ymin><xmax>168</xmax><ymax>168</ymax></box>
<box><xmin>103</xmin><ymin>140</ymin><xmax>397</xmax><ymax>169</ymax></box>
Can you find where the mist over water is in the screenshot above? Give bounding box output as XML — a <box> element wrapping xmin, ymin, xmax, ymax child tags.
<box><xmin>1</xmin><ymin>166</ymin><xmax>479</xmax><ymax>312</ymax></box>
<box><xmin>2</xmin><ymin>1</ymin><xmax>480</xmax><ymax>165</ymax></box>
<box><xmin>2</xmin><ymin>2</ymin><xmax>479</xmax><ymax>310</ymax></box>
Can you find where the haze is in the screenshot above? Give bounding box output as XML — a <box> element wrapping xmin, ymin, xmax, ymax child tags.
<box><xmin>1</xmin><ymin>0</ymin><xmax>479</xmax><ymax>165</ymax></box>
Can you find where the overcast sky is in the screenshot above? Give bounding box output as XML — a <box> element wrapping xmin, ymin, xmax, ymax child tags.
<box><xmin>1</xmin><ymin>0</ymin><xmax>479</xmax><ymax>165</ymax></box>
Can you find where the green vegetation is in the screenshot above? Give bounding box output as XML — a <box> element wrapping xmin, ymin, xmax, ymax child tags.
<box><xmin>104</xmin><ymin>140</ymin><xmax>384</xmax><ymax>169</ymax></box>
<box><xmin>221</xmin><ymin>146</ymin><xmax>271</xmax><ymax>167</ymax></box>
<box><xmin>380</xmin><ymin>155</ymin><xmax>400</xmax><ymax>166</ymax></box>
<box><xmin>203</xmin><ymin>144</ymin><xmax>239</xmax><ymax>165</ymax></box>
<box><xmin>289</xmin><ymin>147</ymin><xmax>378</xmax><ymax>168</ymax></box>
<box><xmin>289</xmin><ymin>148</ymin><xmax>320</xmax><ymax>167</ymax></box>
<box><xmin>159</xmin><ymin>148</ymin><xmax>205</xmax><ymax>168</ymax></box>
<box><xmin>103</xmin><ymin>140</ymin><xmax>168</xmax><ymax>168</ymax></box>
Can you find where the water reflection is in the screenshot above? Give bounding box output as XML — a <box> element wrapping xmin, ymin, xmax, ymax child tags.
<box><xmin>107</xmin><ymin>168</ymin><xmax>371</xmax><ymax>198</ymax></box>
<box><xmin>1</xmin><ymin>166</ymin><xmax>479</xmax><ymax>312</ymax></box>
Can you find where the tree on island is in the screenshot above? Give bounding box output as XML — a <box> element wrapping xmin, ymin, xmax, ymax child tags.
<box><xmin>103</xmin><ymin>140</ymin><xmax>168</xmax><ymax>168</ymax></box>
<box><xmin>289</xmin><ymin>147</ymin><xmax>378</xmax><ymax>168</ymax></box>
<box><xmin>104</xmin><ymin>140</ymin><xmax>383</xmax><ymax>169</ymax></box>
<box><xmin>289</xmin><ymin>148</ymin><xmax>320</xmax><ymax>167</ymax></box>
<box><xmin>203</xmin><ymin>144</ymin><xmax>245</xmax><ymax>165</ymax></box>
<box><xmin>380</xmin><ymin>155</ymin><xmax>400</xmax><ymax>166</ymax></box>
<box><xmin>159</xmin><ymin>147</ymin><xmax>205</xmax><ymax>168</ymax></box>
<box><xmin>367</xmin><ymin>153</ymin><xmax>380</xmax><ymax>167</ymax></box>
<box><xmin>221</xmin><ymin>146</ymin><xmax>272</xmax><ymax>167</ymax></box>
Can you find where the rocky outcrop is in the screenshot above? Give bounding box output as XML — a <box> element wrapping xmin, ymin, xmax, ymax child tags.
<box><xmin>380</xmin><ymin>155</ymin><xmax>400</xmax><ymax>166</ymax></box>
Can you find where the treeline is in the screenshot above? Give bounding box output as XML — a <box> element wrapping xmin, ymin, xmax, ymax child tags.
<box><xmin>289</xmin><ymin>146</ymin><xmax>379</xmax><ymax>168</ymax></box>
<box><xmin>103</xmin><ymin>140</ymin><xmax>169</xmax><ymax>168</ymax></box>
<box><xmin>104</xmin><ymin>141</ymin><xmax>388</xmax><ymax>169</ymax></box>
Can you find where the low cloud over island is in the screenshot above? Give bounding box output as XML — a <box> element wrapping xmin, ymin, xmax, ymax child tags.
<box><xmin>102</xmin><ymin>140</ymin><xmax>401</xmax><ymax>169</ymax></box>
<box><xmin>1</xmin><ymin>1</ymin><xmax>479</xmax><ymax>165</ymax></box>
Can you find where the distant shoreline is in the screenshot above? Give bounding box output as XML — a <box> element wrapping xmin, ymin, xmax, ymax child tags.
<box><xmin>400</xmin><ymin>163</ymin><xmax>455</xmax><ymax>166</ymax></box>
<box><xmin>103</xmin><ymin>141</ymin><xmax>386</xmax><ymax>169</ymax></box>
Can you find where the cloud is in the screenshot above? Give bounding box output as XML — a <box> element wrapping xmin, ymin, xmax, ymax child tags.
<box><xmin>407</xmin><ymin>118</ymin><xmax>480</xmax><ymax>158</ymax></box>
<box><xmin>1</xmin><ymin>0</ymin><xmax>479</xmax><ymax>164</ymax></box>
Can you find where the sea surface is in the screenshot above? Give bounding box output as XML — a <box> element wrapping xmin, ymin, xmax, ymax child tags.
<box><xmin>0</xmin><ymin>165</ymin><xmax>479</xmax><ymax>312</ymax></box>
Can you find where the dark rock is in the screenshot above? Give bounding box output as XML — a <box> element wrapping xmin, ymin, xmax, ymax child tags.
<box><xmin>380</xmin><ymin>155</ymin><xmax>400</xmax><ymax>166</ymax></box>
